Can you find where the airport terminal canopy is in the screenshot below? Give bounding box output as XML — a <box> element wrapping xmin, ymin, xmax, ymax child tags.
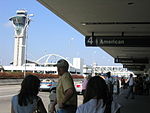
<box><xmin>37</xmin><ymin>0</ymin><xmax>150</xmax><ymax>75</ymax></box>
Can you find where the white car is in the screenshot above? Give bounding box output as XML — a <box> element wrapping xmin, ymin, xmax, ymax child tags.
<box><xmin>74</xmin><ymin>80</ymin><xmax>83</xmax><ymax>94</ymax></box>
<box><xmin>40</xmin><ymin>79</ymin><xmax>57</xmax><ymax>91</ymax></box>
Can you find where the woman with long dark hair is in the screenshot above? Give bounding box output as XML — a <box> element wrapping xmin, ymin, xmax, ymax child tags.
<box><xmin>11</xmin><ymin>75</ymin><xmax>47</xmax><ymax>113</ymax></box>
<box><xmin>76</xmin><ymin>76</ymin><xmax>121</xmax><ymax>113</ymax></box>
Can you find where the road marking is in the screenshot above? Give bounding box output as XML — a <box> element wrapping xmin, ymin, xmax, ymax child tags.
<box><xmin>0</xmin><ymin>89</ymin><xmax>19</xmax><ymax>93</ymax></box>
<box><xmin>0</xmin><ymin>94</ymin><xmax>16</xmax><ymax>98</ymax></box>
<box><xmin>0</xmin><ymin>85</ymin><xmax>20</xmax><ymax>91</ymax></box>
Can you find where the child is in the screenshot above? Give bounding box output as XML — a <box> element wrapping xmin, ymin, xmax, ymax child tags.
<box><xmin>48</xmin><ymin>87</ymin><xmax>56</xmax><ymax>113</ymax></box>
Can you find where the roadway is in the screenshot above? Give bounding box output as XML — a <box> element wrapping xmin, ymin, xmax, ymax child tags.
<box><xmin>0</xmin><ymin>85</ymin><xmax>83</xmax><ymax>113</ymax></box>
<box><xmin>2</xmin><ymin>85</ymin><xmax>149</xmax><ymax>113</ymax></box>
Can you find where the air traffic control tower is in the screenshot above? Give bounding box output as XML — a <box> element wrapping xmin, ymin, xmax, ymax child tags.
<box><xmin>9</xmin><ymin>10</ymin><xmax>33</xmax><ymax>66</ymax></box>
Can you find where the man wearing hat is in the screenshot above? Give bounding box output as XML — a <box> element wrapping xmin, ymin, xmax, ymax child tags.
<box><xmin>50</xmin><ymin>59</ymin><xmax>77</xmax><ymax>113</ymax></box>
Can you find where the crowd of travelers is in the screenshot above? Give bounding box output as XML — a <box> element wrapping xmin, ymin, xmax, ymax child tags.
<box><xmin>133</xmin><ymin>74</ymin><xmax>150</xmax><ymax>96</ymax></box>
<box><xmin>11</xmin><ymin>59</ymin><xmax>150</xmax><ymax>113</ymax></box>
<box><xmin>121</xmin><ymin>74</ymin><xmax>150</xmax><ymax>96</ymax></box>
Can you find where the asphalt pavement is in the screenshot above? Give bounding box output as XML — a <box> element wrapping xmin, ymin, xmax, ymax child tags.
<box><xmin>114</xmin><ymin>88</ymin><xmax>150</xmax><ymax>113</ymax></box>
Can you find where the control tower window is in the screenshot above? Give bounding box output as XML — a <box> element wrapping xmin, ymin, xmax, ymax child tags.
<box><xmin>12</xmin><ymin>16</ymin><xmax>27</xmax><ymax>36</ymax></box>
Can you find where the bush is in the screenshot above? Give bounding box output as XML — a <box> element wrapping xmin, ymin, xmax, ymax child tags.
<box><xmin>72</xmin><ymin>74</ymin><xmax>84</xmax><ymax>79</ymax></box>
<box><xmin>0</xmin><ymin>72</ymin><xmax>84</xmax><ymax>79</ymax></box>
<box><xmin>0</xmin><ymin>72</ymin><xmax>23</xmax><ymax>78</ymax></box>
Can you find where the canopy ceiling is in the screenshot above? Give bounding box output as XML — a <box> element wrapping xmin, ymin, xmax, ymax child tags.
<box><xmin>37</xmin><ymin>0</ymin><xmax>150</xmax><ymax>74</ymax></box>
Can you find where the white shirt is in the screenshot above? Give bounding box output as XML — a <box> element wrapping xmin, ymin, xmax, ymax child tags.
<box><xmin>105</xmin><ymin>77</ymin><xmax>114</xmax><ymax>85</ymax></box>
<box><xmin>12</xmin><ymin>95</ymin><xmax>39</xmax><ymax>113</ymax></box>
<box><xmin>76</xmin><ymin>99</ymin><xmax>121</xmax><ymax>113</ymax></box>
<box><xmin>128</xmin><ymin>77</ymin><xmax>134</xmax><ymax>86</ymax></box>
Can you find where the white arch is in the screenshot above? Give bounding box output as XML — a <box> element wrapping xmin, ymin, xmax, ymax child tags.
<box><xmin>36</xmin><ymin>54</ymin><xmax>74</xmax><ymax>67</ymax></box>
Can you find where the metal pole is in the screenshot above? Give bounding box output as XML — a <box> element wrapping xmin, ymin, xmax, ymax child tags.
<box><xmin>24</xmin><ymin>43</ymin><xmax>26</xmax><ymax>78</ymax></box>
<box><xmin>23</xmin><ymin>15</ymin><xmax>30</xmax><ymax>78</ymax></box>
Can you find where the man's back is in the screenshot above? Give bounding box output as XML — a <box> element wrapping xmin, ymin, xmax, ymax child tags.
<box><xmin>56</xmin><ymin>72</ymin><xmax>77</xmax><ymax>106</ymax></box>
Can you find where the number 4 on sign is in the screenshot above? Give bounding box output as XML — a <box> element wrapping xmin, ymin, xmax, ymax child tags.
<box><xmin>87</xmin><ymin>36</ymin><xmax>93</xmax><ymax>45</ymax></box>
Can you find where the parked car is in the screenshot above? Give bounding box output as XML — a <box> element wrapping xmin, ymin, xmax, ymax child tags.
<box><xmin>74</xmin><ymin>80</ymin><xmax>83</xmax><ymax>94</ymax></box>
<box><xmin>39</xmin><ymin>79</ymin><xmax>57</xmax><ymax>91</ymax></box>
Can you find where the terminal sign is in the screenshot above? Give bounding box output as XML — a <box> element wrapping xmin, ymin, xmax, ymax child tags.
<box><xmin>85</xmin><ymin>36</ymin><xmax>150</xmax><ymax>47</ymax></box>
<box><xmin>115</xmin><ymin>58</ymin><xmax>149</xmax><ymax>64</ymax></box>
<box><xmin>128</xmin><ymin>68</ymin><xmax>144</xmax><ymax>71</ymax></box>
<box><xmin>123</xmin><ymin>65</ymin><xmax>145</xmax><ymax>69</ymax></box>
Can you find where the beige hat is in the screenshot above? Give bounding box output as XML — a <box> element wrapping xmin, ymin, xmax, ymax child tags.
<box><xmin>55</xmin><ymin>59</ymin><xmax>69</xmax><ymax>68</ymax></box>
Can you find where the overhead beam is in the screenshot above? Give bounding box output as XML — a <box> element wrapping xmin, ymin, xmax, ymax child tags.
<box><xmin>82</xmin><ymin>22</ymin><xmax>150</xmax><ymax>25</ymax></box>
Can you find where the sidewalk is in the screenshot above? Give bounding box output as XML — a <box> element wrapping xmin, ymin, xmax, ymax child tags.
<box><xmin>114</xmin><ymin>88</ymin><xmax>150</xmax><ymax>113</ymax></box>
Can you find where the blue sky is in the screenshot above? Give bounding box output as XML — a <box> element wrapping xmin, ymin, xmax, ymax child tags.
<box><xmin>0</xmin><ymin>0</ymin><xmax>121</xmax><ymax>66</ymax></box>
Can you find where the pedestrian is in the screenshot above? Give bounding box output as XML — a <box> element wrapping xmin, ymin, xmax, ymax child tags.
<box><xmin>121</xmin><ymin>77</ymin><xmax>125</xmax><ymax>89</ymax></box>
<box><xmin>105</xmin><ymin>72</ymin><xmax>114</xmax><ymax>99</ymax></box>
<box><xmin>11</xmin><ymin>75</ymin><xmax>47</xmax><ymax>113</ymax></box>
<box><xmin>76</xmin><ymin>76</ymin><xmax>121</xmax><ymax>113</ymax></box>
<box><xmin>48</xmin><ymin>87</ymin><xmax>57</xmax><ymax>113</ymax></box>
<box><xmin>145</xmin><ymin>74</ymin><xmax>150</xmax><ymax>95</ymax></box>
<box><xmin>125</xmin><ymin>74</ymin><xmax>135</xmax><ymax>99</ymax></box>
<box><xmin>50</xmin><ymin>59</ymin><xmax>77</xmax><ymax>113</ymax></box>
<box><xmin>82</xmin><ymin>75</ymin><xmax>91</xmax><ymax>97</ymax></box>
